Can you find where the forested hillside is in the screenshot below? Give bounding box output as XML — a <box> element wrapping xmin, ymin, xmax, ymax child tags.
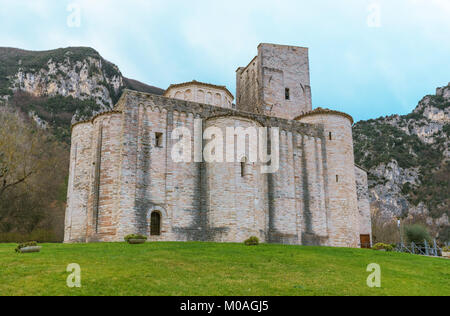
<box><xmin>353</xmin><ymin>83</ymin><xmax>449</xmax><ymax>242</ymax></box>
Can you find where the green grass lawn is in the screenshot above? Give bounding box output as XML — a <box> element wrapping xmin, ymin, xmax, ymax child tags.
<box><xmin>0</xmin><ymin>242</ymin><xmax>448</xmax><ymax>296</ymax></box>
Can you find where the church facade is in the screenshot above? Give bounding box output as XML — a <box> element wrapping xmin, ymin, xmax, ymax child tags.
<box><xmin>64</xmin><ymin>43</ymin><xmax>372</xmax><ymax>248</ymax></box>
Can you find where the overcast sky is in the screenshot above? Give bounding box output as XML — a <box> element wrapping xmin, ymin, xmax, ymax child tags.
<box><xmin>1</xmin><ymin>0</ymin><xmax>449</xmax><ymax>121</ymax></box>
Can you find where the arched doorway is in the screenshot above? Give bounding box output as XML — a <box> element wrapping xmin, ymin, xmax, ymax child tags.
<box><xmin>150</xmin><ymin>211</ymin><xmax>161</xmax><ymax>236</ymax></box>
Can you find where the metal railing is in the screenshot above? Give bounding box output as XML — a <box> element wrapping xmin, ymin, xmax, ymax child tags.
<box><xmin>396</xmin><ymin>240</ymin><xmax>443</xmax><ymax>257</ymax></box>
<box><xmin>361</xmin><ymin>239</ymin><xmax>447</xmax><ymax>258</ymax></box>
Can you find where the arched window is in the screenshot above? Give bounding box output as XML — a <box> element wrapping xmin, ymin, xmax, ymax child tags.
<box><xmin>174</xmin><ymin>91</ymin><xmax>183</xmax><ymax>100</ymax></box>
<box><xmin>155</xmin><ymin>132</ymin><xmax>163</xmax><ymax>148</ymax></box>
<box><xmin>150</xmin><ymin>212</ymin><xmax>161</xmax><ymax>236</ymax></box>
<box><xmin>214</xmin><ymin>93</ymin><xmax>221</xmax><ymax>106</ymax></box>
<box><xmin>206</xmin><ymin>92</ymin><xmax>213</xmax><ymax>104</ymax></box>
<box><xmin>184</xmin><ymin>89</ymin><xmax>193</xmax><ymax>101</ymax></box>
<box><xmin>197</xmin><ymin>89</ymin><xmax>205</xmax><ymax>103</ymax></box>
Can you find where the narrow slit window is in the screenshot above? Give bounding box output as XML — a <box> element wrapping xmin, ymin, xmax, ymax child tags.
<box><xmin>241</xmin><ymin>157</ymin><xmax>248</xmax><ymax>177</ymax></box>
<box><xmin>329</xmin><ymin>132</ymin><xmax>332</xmax><ymax>141</ymax></box>
<box><xmin>155</xmin><ymin>132</ymin><xmax>163</xmax><ymax>148</ymax></box>
<box><xmin>285</xmin><ymin>88</ymin><xmax>290</xmax><ymax>100</ymax></box>
<box><xmin>336</xmin><ymin>175</ymin><xmax>339</xmax><ymax>183</ymax></box>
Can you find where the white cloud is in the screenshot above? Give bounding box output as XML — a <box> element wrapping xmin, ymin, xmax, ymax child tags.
<box><xmin>1</xmin><ymin>0</ymin><xmax>449</xmax><ymax>119</ymax></box>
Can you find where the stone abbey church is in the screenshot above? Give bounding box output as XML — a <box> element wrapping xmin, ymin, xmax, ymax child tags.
<box><xmin>64</xmin><ymin>44</ymin><xmax>372</xmax><ymax>248</ymax></box>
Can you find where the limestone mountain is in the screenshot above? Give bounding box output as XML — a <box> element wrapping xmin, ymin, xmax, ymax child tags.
<box><xmin>0</xmin><ymin>47</ymin><xmax>164</xmax><ymax>142</ymax></box>
<box><xmin>353</xmin><ymin>83</ymin><xmax>450</xmax><ymax>241</ymax></box>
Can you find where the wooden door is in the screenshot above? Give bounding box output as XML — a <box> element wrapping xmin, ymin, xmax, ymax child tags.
<box><xmin>360</xmin><ymin>234</ymin><xmax>371</xmax><ymax>248</ymax></box>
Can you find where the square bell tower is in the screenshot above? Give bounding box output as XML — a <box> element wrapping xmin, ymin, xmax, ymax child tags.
<box><xmin>236</xmin><ymin>43</ymin><xmax>312</xmax><ymax>120</ymax></box>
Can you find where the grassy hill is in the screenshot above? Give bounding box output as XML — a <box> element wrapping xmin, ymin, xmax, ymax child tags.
<box><xmin>0</xmin><ymin>242</ymin><xmax>448</xmax><ymax>296</ymax></box>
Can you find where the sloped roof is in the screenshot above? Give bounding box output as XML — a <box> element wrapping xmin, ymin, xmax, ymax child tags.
<box><xmin>164</xmin><ymin>80</ymin><xmax>234</xmax><ymax>100</ymax></box>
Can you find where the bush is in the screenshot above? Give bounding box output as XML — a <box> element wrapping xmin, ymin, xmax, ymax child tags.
<box><xmin>244</xmin><ymin>236</ymin><xmax>259</xmax><ymax>246</ymax></box>
<box><xmin>372</xmin><ymin>243</ymin><xmax>394</xmax><ymax>252</ymax></box>
<box><xmin>15</xmin><ymin>241</ymin><xmax>38</xmax><ymax>253</ymax></box>
<box><xmin>124</xmin><ymin>234</ymin><xmax>147</xmax><ymax>243</ymax></box>
<box><xmin>442</xmin><ymin>246</ymin><xmax>450</xmax><ymax>252</ymax></box>
<box><xmin>404</xmin><ymin>224</ymin><xmax>431</xmax><ymax>245</ymax></box>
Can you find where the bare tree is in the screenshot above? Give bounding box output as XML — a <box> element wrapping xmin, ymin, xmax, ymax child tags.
<box><xmin>0</xmin><ymin>106</ymin><xmax>69</xmax><ymax>240</ymax></box>
<box><xmin>371</xmin><ymin>205</ymin><xmax>401</xmax><ymax>244</ymax></box>
<box><xmin>0</xmin><ymin>108</ymin><xmax>44</xmax><ymax>197</ymax></box>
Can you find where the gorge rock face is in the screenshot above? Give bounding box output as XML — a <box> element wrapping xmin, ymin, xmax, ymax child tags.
<box><xmin>353</xmin><ymin>83</ymin><xmax>450</xmax><ymax>241</ymax></box>
<box><xmin>0</xmin><ymin>47</ymin><xmax>164</xmax><ymax>140</ymax></box>
<box><xmin>1</xmin><ymin>47</ymin><xmax>125</xmax><ymax>102</ymax></box>
<box><xmin>12</xmin><ymin>57</ymin><xmax>123</xmax><ymax>110</ymax></box>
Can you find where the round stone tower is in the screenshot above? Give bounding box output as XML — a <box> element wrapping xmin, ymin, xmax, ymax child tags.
<box><xmin>295</xmin><ymin>108</ymin><xmax>360</xmax><ymax>248</ymax></box>
<box><xmin>64</xmin><ymin>111</ymin><xmax>123</xmax><ymax>243</ymax></box>
<box><xmin>165</xmin><ymin>80</ymin><xmax>234</xmax><ymax>109</ymax></box>
<box><xmin>85</xmin><ymin>112</ymin><xmax>123</xmax><ymax>242</ymax></box>
<box><xmin>204</xmin><ymin>115</ymin><xmax>268</xmax><ymax>243</ymax></box>
<box><xmin>64</xmin><ymin>121</ymin><xmax>93</xmax><ymax>243</ymax></box>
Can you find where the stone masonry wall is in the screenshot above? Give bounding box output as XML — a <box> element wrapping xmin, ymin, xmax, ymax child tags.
<box><xmin>85</xmin><ymin>113</ymin><xmax>122</xmax><ymax>242</ymax></box>
<box><xmin>64</xmin><ymin>122</ymin><xmax>92</xmax><ymax>243</ymax></box>
<box><xmin>114</xmin><ymin>91</ymin><xmax>322</xmax><ymax>243</ymax></box>
<box><xmin>236</xmin><ymin>44</ymin><xmax>312</xmax><ymax>120</ymax></box>
<box><xmin>205</xmin><ymin>116</ymin><xmax>268</xmax><ymax>243</ymax></box>
<box><xmin>259</xmin><ymin>44</ymin><xmax>312</xmax><ymax>120</ymax></box>
<box><xmin>64</xmin><ymin>113</ymin><xmax>123</xmax><ymax>243</ymax></box>
<box><xmin>65</xmin><ymin>89</ymin><xmax>367</xmax><ymax>248</ymax></box>
<box><xmin>296</xmin><ymin>113</ymin><xmax>360</xmax><ymax>248</ymax></box>
<box><xmin>165</xmin><ymin>82</ymin><xmax>234</xmax><ymax>109</ymax></box>
<box><xmin>236</xmin><ymin>56</ymin><xmax>260</xmax><ymax>114</ymax></box>
<box><xmin>355</xmin><ymin>166</ymin><xmax>372</xmax><ymax>242</ymax></box>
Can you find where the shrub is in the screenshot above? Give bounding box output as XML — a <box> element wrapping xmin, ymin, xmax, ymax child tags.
<box><xmin>15</xmin><ymin>241</ymin><xmax>38</xmax><ymax>253</ymax></box>
<box><xmin>442</xmin><ymin>246</ymin><xmax>450</xmax><ymax>252</ymax></box>
<box><xmin>244</xmin><ymin>236</ymin><xmax>259</xmax><ymax>246</ymax></box>
<box><xmin>372</xmin><ymin>243</ymin><xmax>394</xmax><ymax>252</ymax></box>
<box><xmin>124</xmin><ymin>234</ymin><xmax>147</xmax><ymax>243</ymax></box>
<box><xmin>404</xmin><ymin>224</ymin><xmax>431</xmax><ymax>245</ymax></box>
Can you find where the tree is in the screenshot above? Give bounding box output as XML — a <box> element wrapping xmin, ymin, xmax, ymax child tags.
<box><xmin>0</xmin><ymin>106</ymin><xmax>69</xmax><ymax>241</ymax></box>
<box><xmin>0</xmin><ymin>108</ymin><xmax>44</xmax><ymax>197</ymax></box>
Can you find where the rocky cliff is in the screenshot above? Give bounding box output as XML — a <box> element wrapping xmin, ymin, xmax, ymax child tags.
<box><xmin>353</xmin><ymin>83</ymin><xmax>450</xmax><ymax>241</ymax></box>
<box><xmin>0</xmin><ymin>47</ymin><xmax>164</xmax><ymax>141</ymax></box>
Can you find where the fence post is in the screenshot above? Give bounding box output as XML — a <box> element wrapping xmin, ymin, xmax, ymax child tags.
<box><xmin>424</xmin><ymin>240</ymin><xmax>429</xmax><ymax>256</ymax></box>
<box><xmin>433</xmin><ymin>239</ymin><xmax>438</xmax><ymax>257</ymax></box>
<box><xmin>411</xmin><ymin>242</ymin><xmax>415</xmax><ymax>254</ymax></box>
